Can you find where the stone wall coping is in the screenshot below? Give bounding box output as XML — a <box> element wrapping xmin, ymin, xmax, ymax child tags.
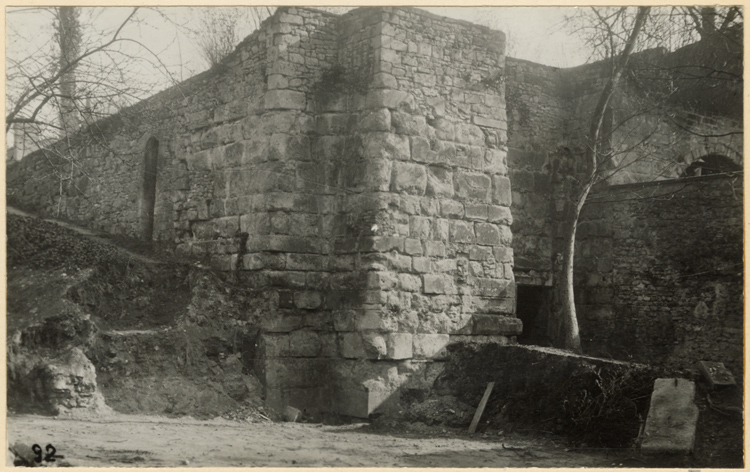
<box><xmin>590</xmin><ymin>171</ymin><xmax>743</xmax><ymax>195</ymax></box>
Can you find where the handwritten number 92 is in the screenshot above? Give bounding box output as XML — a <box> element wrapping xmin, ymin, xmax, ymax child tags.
<box><xmin>31</xmin><ymin>444</ymin><xmax>58</xmax><ymax>463</ymax></box>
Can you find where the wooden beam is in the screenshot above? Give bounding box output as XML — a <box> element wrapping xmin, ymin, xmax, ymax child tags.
<box><xmin>468</xmin><ymin>381</ymin><xmax>495</xmax><ymax>434</ymax></box>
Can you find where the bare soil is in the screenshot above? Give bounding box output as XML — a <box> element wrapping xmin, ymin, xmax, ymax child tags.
<box><xmin>8</xmin><ymin>413</ymin><xmax>630</xmax><ymax>468</ymax></box>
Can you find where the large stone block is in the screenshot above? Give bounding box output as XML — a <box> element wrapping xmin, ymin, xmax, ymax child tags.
<box><xmin>366</xmin><ymin>89</ymin><xmax>416</xmax><ymax>111</ymax></box>
<box><xmin>454</xmin><ymin>122</ymin><xmax>485</xmax><ymax>145</ymax></box>
<box><xmin>484</xmin><ymin>149</ymin><xmax>508</xmax><ymax>175</ymax></box>
<box><xmin>488</xmin><ymin>205</ymin><xmax>513</xmax><ymax>225</ymax></box>
<box><xmin>472</xmin><ymin>314</ymin><xmax>522</xmax><ymax>335</ymax></box>
<box><xmin>363</xmin><ymin>132</ymin><xmax>410</xmax><ymax>161</ymax></box>
<box><xmin>359</xmin><ymin>108</ymin><xmax>391</xmax><ymax>132</ymax></box>
<box><xmin>392</xmin><ymin>111</ymin><xmax>427</xmax><ymax>135</ymax></box>
<box><xmin>294</xmin><ymin>291</ymin><xmax>323</xmax><ymax>310</ymax></box>
<box><xmin>398</xmin><ymin>273</ymin><xmax>423</xmax><ymax>292</ymax></box>
<box><xmin>426</xmin><ymin>166</ymin><xmax>454</xmax><ymax>197</ymax></box>
<box><xmin>288</xmin><ymin>330</ymin><xmax>322</xmax><ymax>357</ymax></box>
<box><xmin>265</xmin><ymin>89</ymin><xmax>307</xmax><ymax>110</ymax></box>
<box><xmin>472</xmin><ymin>115</ymin><xmax>505</xmax><ymax>129</ymax></box>
<box><xmin>423</xmin><ymin>274</ymin><xmax>457</xmax><ymax>295</ymax></box>
<box><xmin>440</xmin><ymin>200</ymin><xmax>464</xmax><ymax>218</ymax></box>
<box><xmin>411</xmin><ymin>136</ymin><xmax>442</xmax><ymax>164</ymax></box>
<box><xmin>317</xmin><ymin>113</ymin><xmax>352</xmax><ymax>135</ymax></box>
<box><xmin>392</xmin><ymin>162</ymin><xmax>427</xmax><ymax>195</ymax></box>
<box><xmin>493</xmin><ymin>176</ymin><xmax>512</xmax><ymax>206</ymax></box>
<box><xmin>340</xmin><ymin>332</ymin><xmax>386</xmax><ymax>359</ymax></box>
<box><xmin>475</xmin><ymin>222</ymin><xmax>502</xmax><ymax>245</ymax></box>
<box><xmin>409</xmin><ymin>216</ymin><xmax>433</xmax><ymax>239</ymax></box>
<box><xmin>334</xmin><ymin>386</ymin><xmax>400</xmax><ymax>418</ymax></box>
<box><xmin>386</xmin><ymin>333</ymin><xmax>413</xmax><ymax>359</ymax></box>
<box><xmin>372</xmin><ymin>72</ymin><xmax>398</xmax><ymax>89</ymax></box>
<box><xmin>472</xmin><ymin>277</ymin><xmax>512</xmax><ymax>298</ymax></box>
<box><xmin>449</xmin><ymin>220</ymin><xmax>475</xmax><ymax>243</ymax></box>
<box><xmin>413</xmin><ymin>333</ymin><xmax>450</xmax><ymax>359</ymax></box>
<box><xmin>455</xmin><ymin>171</ymin><xmax>491</xmax><ymax>201</ymax></box>
<box><xmin>261</xmin><ymin>333</ymin><xmax>291</xmax><ymax>357</ymax></box>
<box><xmin>641</xmin><ymin>379</ymin><xmax>699</xmax><ymax>455</ymax></box>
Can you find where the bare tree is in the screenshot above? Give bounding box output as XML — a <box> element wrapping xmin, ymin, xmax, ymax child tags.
<box><xmin>553</xmin><ymin>6</ymin><xmax>742</xmax><ymax>352</ymax></box>
<box><xmin>554</xmin><ymin>7</ymin><xmax>651</xmax><ymax>352</ymax></box>
<box><xmin>6</xmin><ymin>7</ymin><xmax>181</xmax><ymax>136</ymax></box>
<box><xmin>193</xmin><ymin>7</ymin><xmax>274</xmax><ymax>68</ymax></box>
<box><xmin>54</xmin><ymin>7</ymin><xmax>82</xmax><ymax>134</ymax></box>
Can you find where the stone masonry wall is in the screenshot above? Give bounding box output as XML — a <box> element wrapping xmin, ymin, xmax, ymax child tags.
<box><xmin>7</xmin><ymin>6</ymin><xmax>743</xmax><ymax>417</ymax></box>
<box><xmin>505</xmin><ymin>58</ymin><xmax>571</xmax><ymax>286</ymax></box>
<box><xmin>7</xmin><ymin>22</ymin><xmax>270</xmax><ymax>253</ymax></box>
<box><xmin>576</xmin><ymin>174</ymin><xmax>744</xmax><ymax>374</ymax></box>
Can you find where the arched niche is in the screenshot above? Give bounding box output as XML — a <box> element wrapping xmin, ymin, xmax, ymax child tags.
<box><xmin>141</xmin><ymin>137</ymin><xmax>159</xmax><ymax>240</ymax></box>
<box><xmin>683</xmin><ymin>153</ymin><xmax>742</xmax><ymax>177</ymax></box>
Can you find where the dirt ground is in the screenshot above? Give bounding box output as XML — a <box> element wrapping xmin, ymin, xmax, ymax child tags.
<box><xmin>7</xmin><ymin>413</ymin><xmax>637</xmax><ymax>468</ymax></box>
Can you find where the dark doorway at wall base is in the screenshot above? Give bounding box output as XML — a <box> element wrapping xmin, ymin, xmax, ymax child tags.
<box><xmin>516</xmin><ymin>285</ymin><xmax>552</xmax><ymax>346</ymax></box>
<box><xmin>142</xmin><ymin>137</ymin><xmax>159</xmax><ymax>241</ymax></box>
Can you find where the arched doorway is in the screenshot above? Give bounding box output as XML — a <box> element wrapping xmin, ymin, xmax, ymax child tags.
<box><xmin>142</xmin><ymin>137</ymin><xmax>159</xmax><ymax>241</ymax></box>
<box><xmin>683</xmin><ymin>154</ymin><xmax>741</xmax><ymax>177</ymax></box>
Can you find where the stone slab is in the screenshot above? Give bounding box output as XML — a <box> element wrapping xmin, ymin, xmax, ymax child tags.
<box><xmin>696</xmin><ymin>361</ymin><xmax>736</xmax><ymax>388</ymax></box>
<box><xmin>641</xmin><ymin>378</ymin><xmax>699</xmax><ymax>455</ymax></box>
<box><xmin>334</xmin><ymin>387</ymin><xmax>399</xmax><ymax>419</ymax></box>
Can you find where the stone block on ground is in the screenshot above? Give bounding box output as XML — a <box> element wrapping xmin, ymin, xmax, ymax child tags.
<box><xmin>641</xmin><ymin>378</ymin><xmax>699</xmax><ymax>455</ymax></box>
<box><xmin>696</xmin><ymin>361</ymin><xmax>736</xmax><ymax>388</ymax></box>
<box><xmin>334</xmin><ymin>387</ymin><xmax>400</xmax><ymax>418</ymax></box>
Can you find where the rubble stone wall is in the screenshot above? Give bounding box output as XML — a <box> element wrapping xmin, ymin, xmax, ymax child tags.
<box><xmin>576</xmin><ymin>173</ymin><xmax>744</xmax><ymax>374</ymax></box>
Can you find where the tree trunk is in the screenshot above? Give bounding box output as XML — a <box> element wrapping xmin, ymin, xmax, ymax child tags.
<box><xmin>555</xmin><ymin>7</ymin><xmax>650</xmax><ymax>353</ymax></box>
<box><xmin>56</xmin><ymin>6</ymin><xmax>81</xmax><ymax>134</ymax></box>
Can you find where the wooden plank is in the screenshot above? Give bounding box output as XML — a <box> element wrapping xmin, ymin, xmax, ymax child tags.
<box><xmin>468</xmin><ymin>381</ymin><xmax>495</xmax><ymax>434</ymax></box>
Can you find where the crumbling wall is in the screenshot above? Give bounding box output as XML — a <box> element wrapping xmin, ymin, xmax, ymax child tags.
<box><xmin>576</xmin><ymin>174</ymin><xmax>743</xmax><ymax>374</ymax></box>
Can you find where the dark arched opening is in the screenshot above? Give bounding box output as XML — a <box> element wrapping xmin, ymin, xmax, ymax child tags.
<box><xmin>142</xmin><ymin>137</ymin><xmax>159</xmax><ymax>240</ymax></box>
<box><xmin>683</xmin><ymin>154</ymin><xmax>741</xmax><ymax>177</ymax></box>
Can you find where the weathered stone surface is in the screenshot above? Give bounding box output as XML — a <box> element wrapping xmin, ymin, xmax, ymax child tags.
<box><xmin>366</xmin><ymin>89</ymin><xmax>416</xmax><ymax>111</ymax></box>
<box><xmin>413</xmin><ymin>334</ymin><xmax>450</xmax><ymax>359</ymax></box>
<box><xmin>392</xmin><ymin>162</ymin><xmax>427</xmax><ymax>195</ymax></box>
<box><xmin>386</xmin><ymin>333</ymin><xmax>413</xmax><ymax>359</ymax></box>
<box><xmin>472</xmin><ymin>315</ymin><xmax>522</xmax><ymax>335</ymax></box>
<box><xmin>449</xmin><ymin>220</ymin><xmax>475</xmax><ymax>243</ymax></box>
<box><xmin>359</xmin><ymin>108</ymin><xmax>391</xmax><ymax>132</ymax></box>
<box><xmin>696</xmin><ymin>361</ymin><xmax>736</xmax><ymax>388</ymax></box>
<box><xmin>294</xmin><ymin>291</ymin><xmax>323</xmax><ymax>310</ymax></box>
<box><xmin>492</xmin><ymin>176</ymin><xmax>512</xmax><ymax>206</ymax></box>
<box><xmin>426</xmin><ymin>166</ymin><xmax>454</xmax><ymax>197</ymax></box>
<box><xmin>641</xmin><ymin>378</ymin><xmax>699</xmax><ymax>455</ymax></box>
<box><xmin>265</xmin><ymin>90</ymin><xmax>307</xmax><ymax>110</ymax></box>
<box><xmin>423</xmin><ymin>274</ymin><xmax>457</xmax><ymax>295</ymax></box>
<box><xmin>455</xmin><ymin>172</ymin><xmax>491</xmax><ymax>201</ymax></box>
<box><xmin>288</xmin><ymin>330</ymin><xmax>323</xmax><ymax>357</ymax></box>
<box><xmin>363</xmin><ymin>132</ymin><xmax>410</xmax><ymax>161</ymax></box>
<box><xmin>472</xmin><ymin>115</ymin><xmax>505</xmax><ymax>129</ymax></box>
